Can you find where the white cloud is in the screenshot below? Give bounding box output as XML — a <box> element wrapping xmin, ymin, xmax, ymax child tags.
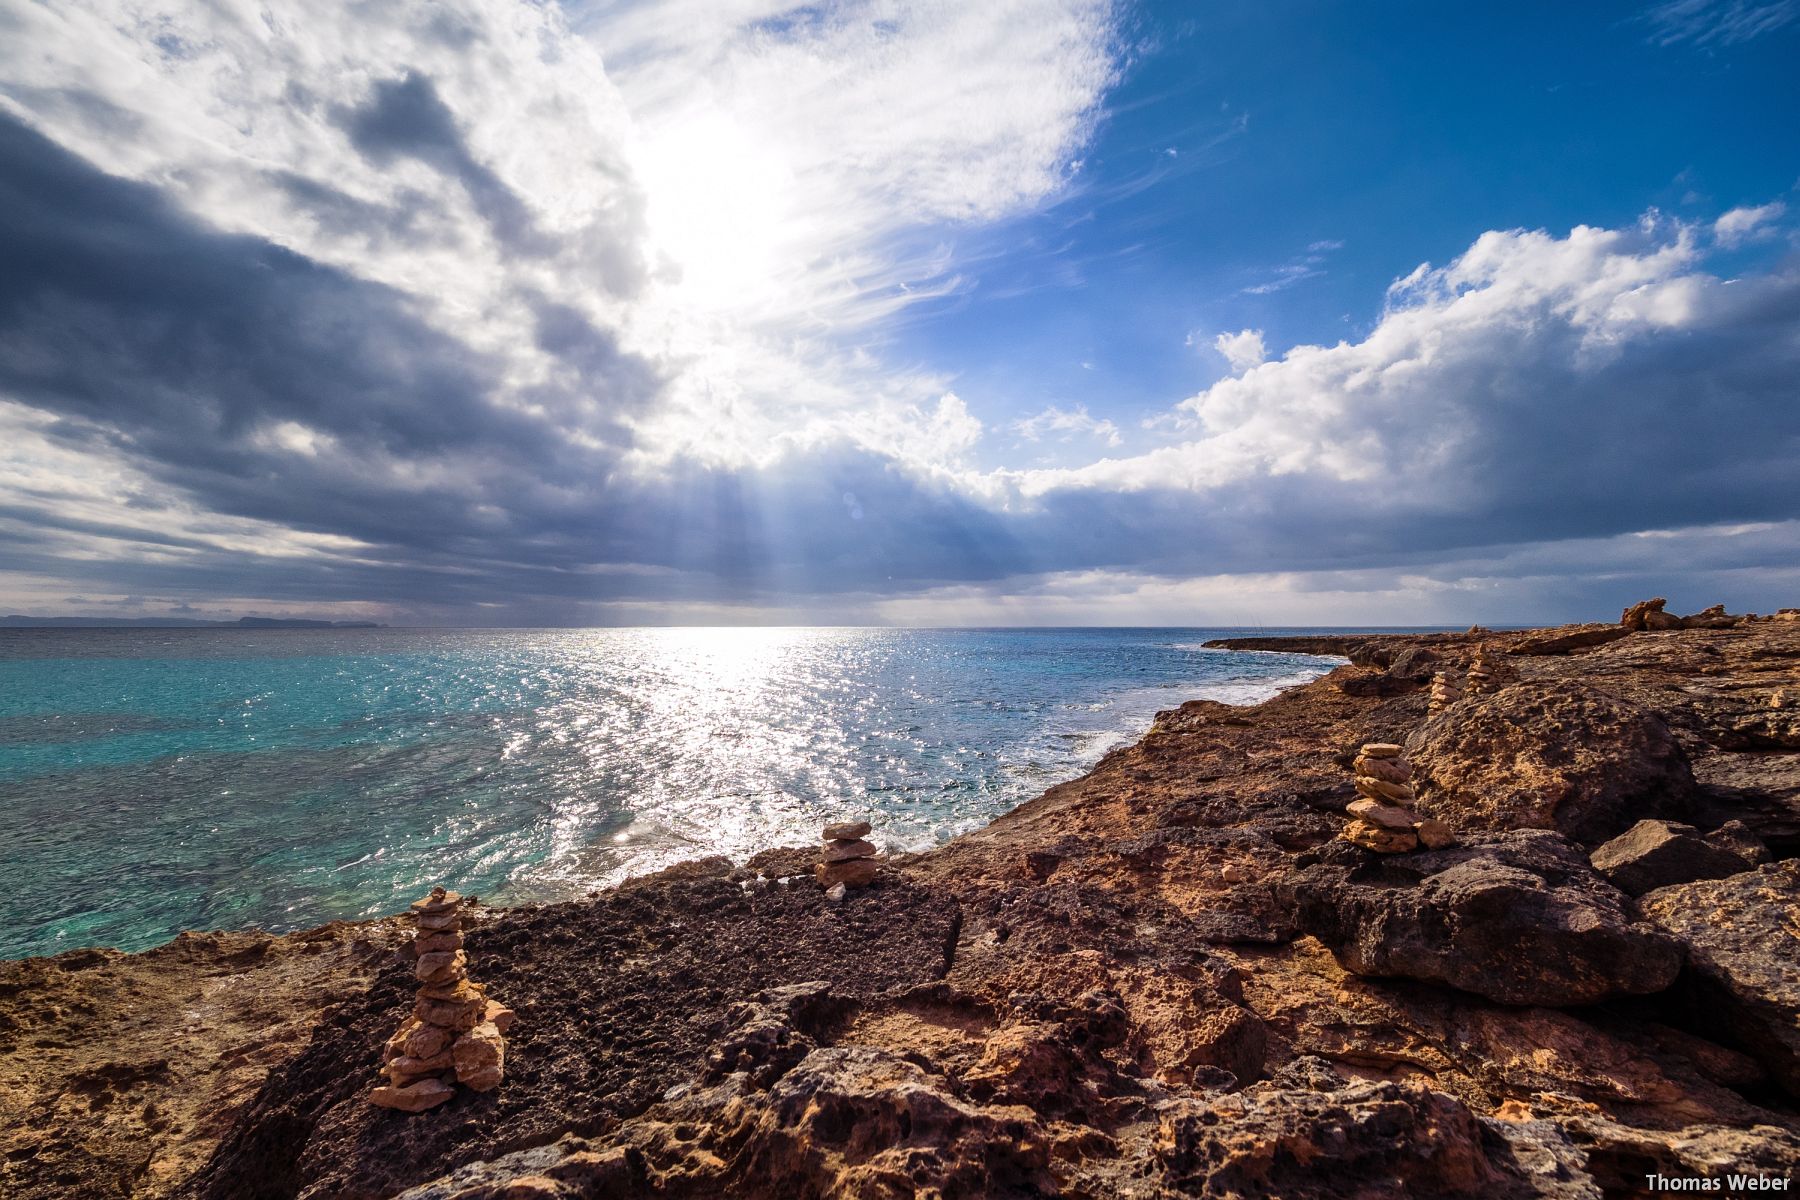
<box><xmin>1713</xmin><ymin>200</ymin><xmax>1786</xmax><ymax>245</ymax></box>
<box><xmin>1644</xmin><ymin>0</ymin><xmax>1799</xmax><ymax>46</ymax></box>
<box><xmin>1020</xmin><ymin>215</ymin><xmax>1725</xmax><ymax>498</ymax></box>
<box><xmin>1212</xmin><ymin>328</ymin><xmax>1267</xmax><ymax>372</ymax></box>
<box><xmin>1013</xmin><ymin>404</ymin><xmax>1122</xmax><ymax>446</ymax></box>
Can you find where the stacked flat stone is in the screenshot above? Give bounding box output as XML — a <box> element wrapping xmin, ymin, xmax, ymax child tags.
<box><xmin>369</xmin><ymin>886</ymin><xmax>515</xmax><ymax>1113</ymax></box>
<box><xmin>1428</xmin><ymin>670</ymin><xmax>1465</xmax><ymax>715</ymax></box>
<box><xmin>1344</xmin><ymin>743</ymin><xmax>1455</xmax><ymax>853</ymax></box>
<box><xmin>816</xmin><ymin>821</ymin><xmax>879</xmax><ymax>893</ymax></box>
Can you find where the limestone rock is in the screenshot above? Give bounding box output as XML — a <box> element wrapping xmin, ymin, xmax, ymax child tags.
<box><xmin>1588</xmin><ymin>819</ymin><xmax>1752</xmax><ymax>896</ymax></box>
<box><xmin>410</xmin><ymin>888</ymin><xmax>463</xmax><ymax>913</ymax></box>
<box><xmin>821</xmin><ymin>821</ymin><xmax>871</xmax><ymax>841</ymax></box>
<box><xmin>1639</xmin><ymin>861</ymin><xmax>1800</xmax><ymax>1097</ymax></box>
<box><xmin>1353</xmin><ymin>754</ymin><xmax>1412</xmax><ymax>784</ymax></box>
<box><xmin>401</xmin><ymin>1022</ymin><xmax>455</xmax><ymax>1060</ymax></box>
<box><xmin>368</xmin><ymin>1078</ymin><xmax>455</xmax><ymax>1113</ymax></box>
<box><xmin>412</xmin><ymin>930</ymin><xmax>464</xmax><ymax>954</ymax></box>
<box><xmin>1285</xmin><ymin>830</ymin><xmax>1683</xmax><ymax>1005</ymax></box>
<box><xmin>1408</xmin><ymin>681</ymin><xmax>1694</xmax><ymax>844</ymax></box>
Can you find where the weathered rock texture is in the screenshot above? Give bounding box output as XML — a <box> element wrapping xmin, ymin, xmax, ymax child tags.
<box><xmin>1588</xmin><ymin>819</ymin><xmax>1753</xmax><ymax>896</ymax></box>
<box><xmin>1407</xmin><ymin>680</ymin><xmax>1695</xmax><ymax>844</ymax></box>
<box><xmin>4</xmin><ymin>616</ymin><xmax>1798</xmax><ymax>1199</ymax></box>
<box><xmin>1639</xmin><ymin>861</ymin><xmax>1800</xmax><ymax>1097</ymax></box>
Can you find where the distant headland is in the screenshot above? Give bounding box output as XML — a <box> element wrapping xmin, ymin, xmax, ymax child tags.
<box><xmin>0</xmin><ymin>615</ymin><xmax>386</xmax><ymax>629</ymax></box>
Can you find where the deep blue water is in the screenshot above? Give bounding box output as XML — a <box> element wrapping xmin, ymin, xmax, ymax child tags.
<box><xmin>0</xmin><ymin>627</ymin><xmax>1344</xmax><ymax>959</ymax></box>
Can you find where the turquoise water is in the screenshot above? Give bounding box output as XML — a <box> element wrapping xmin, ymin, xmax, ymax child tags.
<box><xmin>0</xmin><ymin>627</ymin><xmax>1340</xmax><ymax>959</ymax></box>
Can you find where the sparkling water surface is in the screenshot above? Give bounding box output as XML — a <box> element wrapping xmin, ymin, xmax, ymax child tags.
<box><xmin>0</xmin><ymin>627</ymin><xmax>1344</xmax><ymax>959</ymax></box>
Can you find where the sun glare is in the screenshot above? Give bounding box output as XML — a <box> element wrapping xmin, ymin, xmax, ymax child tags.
<box><xmin>636</xmin><ymin>109</ymin><xmax>796</xmax><ymax>314</ymax></box>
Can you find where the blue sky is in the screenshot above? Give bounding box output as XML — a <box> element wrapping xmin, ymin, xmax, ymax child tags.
<box><xmin>898</xmin><ymin>1</ymin><xmax>1800</xmax><ymax>466</ymax></box>
<box><xmin>0</xmin><ymin>0</ymin><xmax>1797</xmax><ymax>625</ymax></box>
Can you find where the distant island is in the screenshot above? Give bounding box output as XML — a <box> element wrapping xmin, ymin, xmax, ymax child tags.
<box><xmin>0</xmin><ymin>615</ymin><xmax>385</xmax><ymax>629</ymax></box>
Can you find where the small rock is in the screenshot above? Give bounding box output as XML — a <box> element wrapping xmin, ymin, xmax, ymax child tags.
<box><xmin>1359</xmin><ymin>742</ymin><xmax>1403</xmax><ymax>758</ymax></box>
<box><xmin>1353</xmin><ymin>755</ymin><xmax>1412</xmax><ymax>785</ymax></box>
<box><xmin>822</xmin><ymin>821</ymin><xmax>872</xmax><ymax>841</ymax></box>
<box><xmin>402</xmin><ymin>1022</ymin><xmax>455</xmax><ymax>1060</ymax></box>
<box><xmin>824</xmin><ymin>882</ymin><xmax>847</xmax><ymax>903</ymax></box>
<box><xmin>1354</xmin><ymin>777</ymin><xmax>1414</xmax><ymax>804</ymax></box>
<box><xmin>1220</xmin><ymin>863</ymin><xmax>1251</xmax><ymax>884</ymax></box>
<box><xmin>483</xmin><ymin>1000</ymin><xmax>517</xmax><ymax>1034</ymax></box>
<box><xmin>821</xmin><ymin>838</ymin><xmax>877</xmax><ymax>862</ymax></box>
<box><xmin>368</xmin><ymin>1078</ymin><xmax>455</xmax><ymax>1112</ymax></box>
<box><xmin>414</xmin><ymin>949</ymin><xmax>466</xmax><ymax>983</ymax></box>
<box><xmin>452</xmin><ymin>1022</ymin><xmax>506</xmax><ymax>1092</ymax></box>
<box><xmin>409</xmin><ymin>887</ymin><xmax>462</xmax><ymax>914</ymax></box>
<box><xmin>815</xmin><ymin>858</ymin><xmax>879</xmax><ymax>889</ymax></box>
<box><xmin>1342</xmin><ymin>820</ymin><xmax>1418</xmax><ymax>853</ymax></box>
<box><xmin>1414</xmin><ymin>818</ymin><xmax>1457</xmax><ymax>849</ymax></box>
<box><xmin>1347</xmin><ymin>799</ymin><xmax>1418</xmax><ymax>831</ymax></box>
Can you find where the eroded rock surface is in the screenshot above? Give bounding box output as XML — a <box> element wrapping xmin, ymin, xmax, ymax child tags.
<box><xmin>1408</xmin><ymin>681</ymin><xmax>1694</xmax><ymax>843</ymax></box>
<box><xmin>6</xmin><ymin>618</ymin><xmax>1799</xmax><ymax>1199</ymax></box>
<box><xmin>1639</xmin><ymin>861</ymin><xmax>1800</xmax><ymax>1098</ymax></box>
<box><xmin>1283</xmin><ymin>832</ymin><xmax>1683</xmax><ymax>1006</ymax></box>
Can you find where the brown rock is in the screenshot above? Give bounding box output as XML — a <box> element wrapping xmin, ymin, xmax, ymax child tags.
<box><xmin>402</xmin><ymin>1022</ymin><xmax>455</xmax><ymax>1060</ymax></box>
<box><xmin>1510</xmin><ymin>623</ymin><xmax>1632</xmax><ymax>655</ymax></box>
<box><xmin>412</xmin><ymin>930</ymin><xmax>464</xmax><ymax>954</ymax></box>
<box><xmin>1353</xmin><ymin>755</ymin><xmax>1412</xmax><ymax>784</ymax></box>
<box><xmin>483</xmin><ymin>1000</ymin><xmax>516</xmax><ymax>1034</ymax></box>
<box><xmin>368</xmin><ymin>1078</ymin><xmax>455</xmax><ymax>1113</ymax></box>
<box><xmin>387</xmin><ymin>1048</ymin><xmax>454</xmax><ymax>1078</ymax></box>
<box><xmin>452</xmin><ymin>1021</ymin><xmax>507</xmax><ymax>1092</ymax></box>
<box><xmin>1589</xmin><ymin>819</ymin><xmax>1753</xmax><ymax>896</ymax></box>
<box><xmin>1348</xmin><ymin>799</ymin><xmax>1418</xmax><ymax>830</ymax></box>
<box><xmin>1342</xmin><ymin>819</ymin><xmax>1418</xmax><ymax>853</ymax></box>
<box><xmin>814</xmin><ymin>857</ymin><xmax>879</xmax><ymax>889</ymax></box>
<box><xmin>822</xmin><ymin>820</ymin><xmax>872</xmax><ymax>841</ymax></box>
<box><xmin>414</xmin><ymin>949</ymin><xmax>467</xmax><ymax>984</ymax></box>
<box><xmin>1644</xmin><ymin>609</ymin><xmax>1683</xmax><ymax>630</ymax></box>
<box><xmin>1354</xmin><ymin>776</ymin><xmax>1414</xmax><ymax>803</ymax></box>
<box><xmin>1408</xmin><ymin>681</ymin><xmax>1694</xmax><ymax>844</ymax></box>
<box><xmin>410</xmin><ymin>887</ymin><xmax>463</xmax><ymax>914</ymax></box>
<box><xmin>1359</xmin><ymin>742</ymin><xmax>1403</xmax><ymax>758</ymax></box>
<box><xmin>383</xmin><ymin>1018</ymin><xmax>421</xmax><ymax>1061</ymax></box>
<box><xmin>416</xmin><ymin>910</ymin><xmax>461</xmax><ymax>932</ymax></box>
<box><xmin>1414</xmin><ymin>818</ymin><xmax>1457</xmax><ymax>849</ymax></box>
<box><xmin>820</xmin><ymin>838</ymin><xmax>877</xmax><ymax>862</ymax></box>
<box><xmin>416</xmin><ymin>993</ymin><xmax>487</xmax><ymax>1032</ymax></box>
<box><xmin>1621</xmin><ymin>597</ymin><xmax>1668</xmax><ymax>630</ymax></box>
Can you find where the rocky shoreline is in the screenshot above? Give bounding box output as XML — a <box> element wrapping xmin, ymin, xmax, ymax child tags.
<box><xmin>3</xmin><ymin>612</ymin><xmax>1798</xmax><ymax>1198</ymax></box>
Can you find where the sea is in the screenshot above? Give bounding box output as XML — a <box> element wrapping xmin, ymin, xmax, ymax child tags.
<box><xmin>0</xmin><ymin>626</ymin><xmax>1349</xmax><ymax>960</ymax></box>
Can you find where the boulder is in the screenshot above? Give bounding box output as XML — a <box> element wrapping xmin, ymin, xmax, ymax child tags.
<box><xmin>1408</xmin><ymin>681</ymin><xmax>1693</xmax><ymax>844</ymax></box>
<box><xmin>1588</xmin><ymin>820</ymin><xmax>1752</xmax><ymax>896</ymax></box>
<box><xmin>1704</xmin><ymin>819</ymin><xmax>1771</xmax><ymax>866</ymax></box>
<box><xmin>1621</xmin><ymin>598</ymin><xmax>1668</xmax><ymax>630</ymax></box>
<box><xmin>1638</xmin><ymin>861</ymin><xmax>1800</xmax><ymax>1098</ymax></box>
<box><xmin>1283</xmin><ymin>831</ymin><xmax>1683</xmax><ymax>1006</ymax></box>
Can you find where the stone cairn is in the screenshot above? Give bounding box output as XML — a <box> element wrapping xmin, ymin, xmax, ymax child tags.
<box><xmin>816</xmin><ymin>820</ymin><xmax>880</xmax><ymax>899</ymax></box>
<box><xmin>370</xmin><ymin>887</ymin><xmax>514</xmax><ymax>1112</ymax></box>
<box><xmin>1344</xmin><ymin>742</ymin><xmax>1454</xmax><ymax>853</ymax></box>
<box><xmin>1428</xmin><ymin>670</ymin><xmax>1464</xmax><ymax>715</ymax></box>
<box><xmin>1464</xmin><ymin>646</ymin><xmax>1503</xmax><ymax>696</ymax></box>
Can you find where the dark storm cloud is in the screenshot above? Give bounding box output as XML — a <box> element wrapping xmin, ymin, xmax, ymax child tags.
<box><xmin>334</xmin><ymin>72</ymin><xmax>548</xmax><ymax>254</ymax></box>
<box><xmin>0</xmin><ymin>112</ymin><xmax>1034</xmax><ymax>610</ymax></box>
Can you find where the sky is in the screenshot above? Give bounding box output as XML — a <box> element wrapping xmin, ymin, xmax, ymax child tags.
<box><xmin>0</xmin><ymin>0</ymin><xmax>1797</xmax><ymax>627</ymax></box>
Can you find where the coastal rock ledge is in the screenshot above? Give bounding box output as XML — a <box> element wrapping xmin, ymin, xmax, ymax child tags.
<box><xmin>3</xmin><ymin>616</ymin><xmax>1799</xmax><ymax>1199</ymax></box>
